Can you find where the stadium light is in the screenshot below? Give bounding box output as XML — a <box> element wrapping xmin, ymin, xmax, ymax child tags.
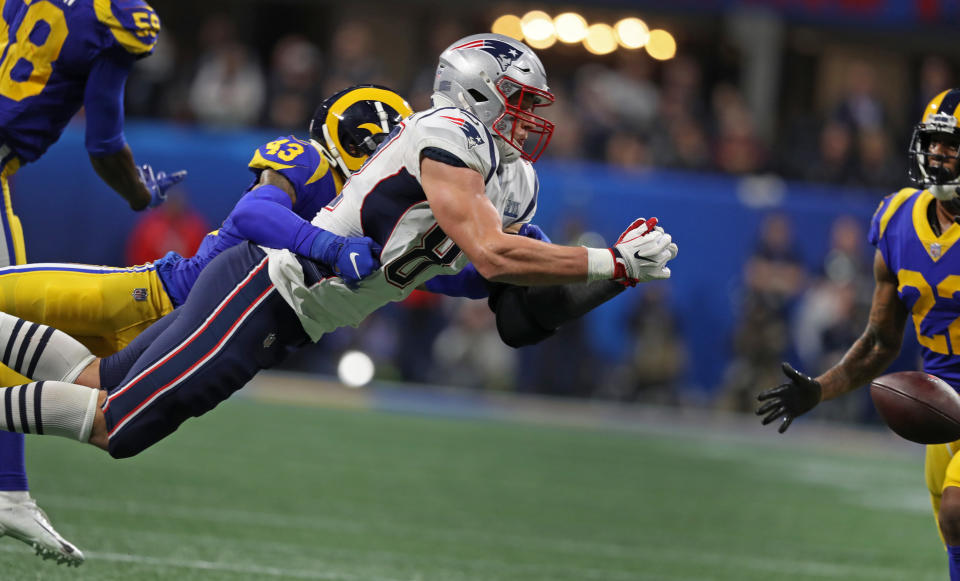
<box><xmin>491</xmin><ymin>14</ymin><xmax>524</xmax><ymax>40</ymax></box>
<box><xmin>521</xmin><ymin>10</ymin><xmax>555</xmax><ymax>42</ymax></box>
<box><xmin>337</xmin><ymin>350</ymin><xmax>375</xmax><ymax>388</ymax></box>
<box><xmin>526</xmin><ymin>32</ymin><xmax>557</xmax><ymax>50</ymax></box>
<box><xmin>645</xmin><ymin>29</ymin><xmax>677</xmax><ymax>60</ymax></box>
<box><xmin>554</xmin><ymin>12</ymin><xmax>588</xmax><ymax>43</ymax></box>
<box><xmin>615</xmin><ymin>17</ymin><xmax>650</xmax><ymax>49</ymax></box>
<box><xmin>583</xmin><ymin>23</ymin><xmax>617</xmax><ymax>55</ymax></box>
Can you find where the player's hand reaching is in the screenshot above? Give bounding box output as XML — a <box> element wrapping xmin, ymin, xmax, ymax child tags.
<box><xmin>756</xmin><ymin>362</ymin><xmax>823</xmax><ymax>433</ymax></box>
<box><xmin>611</xmin><ymin>217</ymin><xmax>678</xmax><ymax>285</ymax></box>
<box><xmin>138</xmin><ymin>164</ymin><xmax>187</xmax><ymax>208</ymax></box>
<box><xmin>310</xmin><ymin>231</ymin><xmax>382</xmax><ymax>287</ymax></box>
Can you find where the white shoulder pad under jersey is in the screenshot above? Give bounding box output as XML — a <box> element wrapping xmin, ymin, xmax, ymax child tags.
<box><xmin>264</xmin><ymin>106</ymin><xmax>512</xmax><ymax>341</ymax></box>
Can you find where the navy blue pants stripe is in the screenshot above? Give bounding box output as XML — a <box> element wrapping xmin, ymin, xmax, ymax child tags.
<box><xmin>103</xmin><ymin>243</ymin><xmax>308</xmax><ymax>459</ymax></box>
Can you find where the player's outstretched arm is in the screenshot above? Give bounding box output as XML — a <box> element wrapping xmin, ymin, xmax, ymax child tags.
<box><xmin>756</xmin><ymin>249</ymin><xmax>907</xmax><ymax>432</ymax></box>
<box><xmin>84</xmin><ymin>54</ymin><xmax>185</xmax><ymax>210</ymax></box>
<box><xmin>420</xmin><ymin>157</ymin><xmax>677</xmax><ymax>286</ymax></box>
<box><xmin>89</xmin><ymin>147</ymin><xmax>187</xmax><ymax>211</ymax></box>
<box><xmin>226</xmin><ymin>170</ymin><xmax>381</xmax><ymax>285</ymax></box>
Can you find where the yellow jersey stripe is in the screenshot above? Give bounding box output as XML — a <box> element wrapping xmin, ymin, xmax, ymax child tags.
<box><xmin>879</xmin><ymin>188</ymin><xmax>917</xmax><ymax>239</ymax></box>
<box><xmin>912</xmin><ymin>190</ymin><xmax>960</xmax><ymax>262</ymax></box>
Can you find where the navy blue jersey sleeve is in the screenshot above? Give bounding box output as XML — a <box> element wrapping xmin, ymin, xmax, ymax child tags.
<box><xmin>83</xmin><ymin>52</ymin><xmax>135</xmax><ymax>155</ymax></box>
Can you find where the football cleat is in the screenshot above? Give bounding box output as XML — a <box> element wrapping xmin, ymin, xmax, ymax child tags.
<box><xmin>0</xmin><ymin>491</ymin><xmax>84</xmax><ymax>566</ymax></box>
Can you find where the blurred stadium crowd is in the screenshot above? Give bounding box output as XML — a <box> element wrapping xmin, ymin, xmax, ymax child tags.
<box><xmin>121</xmin><ymin>2</ymin><xmax>954</xmax><ymax>420</ymax></box>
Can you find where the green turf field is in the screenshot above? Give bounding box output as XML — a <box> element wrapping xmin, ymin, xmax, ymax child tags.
<box><xmin>0</xmin><ymin>396</ymin><xmax>945</xmax><ymax>580</ymax></box>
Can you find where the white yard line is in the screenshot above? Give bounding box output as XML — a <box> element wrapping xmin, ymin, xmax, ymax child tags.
<box><xmin>0</xmin><ymin>543</ymin><xmax>406</xmax><ymax>581</ymax></box>
<box><xmin>8</xmin><ymin>494</ymin><xmax>924</xmax><ymax>581</ymax></box>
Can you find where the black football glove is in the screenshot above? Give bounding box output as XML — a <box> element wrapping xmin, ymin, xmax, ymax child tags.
<box><xmin>756</xmin><ymin>362</ymin><xmax>822</xmax><ymax>433</ymax></box>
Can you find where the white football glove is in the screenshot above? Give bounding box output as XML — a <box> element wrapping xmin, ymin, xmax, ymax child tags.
<box><xmin>611</xmin><ymin>217</ymin><xmax>678</xmax><ymax>285</ymax></box>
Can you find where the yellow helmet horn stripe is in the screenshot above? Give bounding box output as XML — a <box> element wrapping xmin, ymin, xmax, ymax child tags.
<box><xmin>324</xmin><ymin>87</ymin><xmax>414</xmax><ymax>172</ymax></box>
<box><xmin>923</xmin><ymin>89</ymin><xmax>960</xmax><ymax>124</ymax></box>
<box><xmin>357</xmin><ymin>122</ymin><xmax>385</xmax><ymax>135</ymax></box>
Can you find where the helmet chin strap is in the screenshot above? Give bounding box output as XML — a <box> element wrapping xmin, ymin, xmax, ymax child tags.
<box><xmin>318</xmin><ymin>126</ymin><xmax>352</xmax><ymax>179</ymax></box>
<box><xmin>494</xmin><ymin>135</ymin><xmax>520</xmax><ymax>163</ymax></box>
<box><xmin>455</xmin><ymin>91</ymin><xmax>472</xmax><ymax>112</ymax></box>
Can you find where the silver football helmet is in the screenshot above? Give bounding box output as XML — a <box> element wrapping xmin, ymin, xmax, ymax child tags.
<box><xmin>432</xmin><ymin>33</ymin><xmax>555</xmax><ymax>163</ymax></box>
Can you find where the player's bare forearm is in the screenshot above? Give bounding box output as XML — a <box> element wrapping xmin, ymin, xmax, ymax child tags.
<box><xmin>253</xmin><ymin>168</ymin><xmax>296</xmax><ymax>204</ymax></box>
<box><xmin>421</xmin><ymin>158</ymin><xmax>591</xmax><ymax>285</ymax></box>
<box><xmin>817</xmin><ymin>325</ymin><xmax>900</xmax><ymax>400</ymax></box>
<box><xmin>89</xmin><ymin>145</ymin><xmax>151</xmax><ymax>210</ymax></box>
<box><xmin>474</xmin><ymin>236</ymin><xmax>590</xmax><ymax>285</ymax></box>
<box><xmin>816</xmin><ymin>251</ymin><xmax>906</xmax><ymax>400</ymax></box>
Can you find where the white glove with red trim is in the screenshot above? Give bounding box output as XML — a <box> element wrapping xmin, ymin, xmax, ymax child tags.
<box><xmin>610</xmin><ymin>217</ymin><xmax>678</xmax><ymax>285</ymax></box>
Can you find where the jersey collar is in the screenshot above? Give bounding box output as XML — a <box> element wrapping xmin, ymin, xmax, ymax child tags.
<box><xmin>914</xmin><ymin>190</ymin><xmax>960</xmax><ymax>261</ymax></box>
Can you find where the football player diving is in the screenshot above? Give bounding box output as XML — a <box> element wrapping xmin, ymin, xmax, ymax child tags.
<box><xmin>0</xmin><ymin>84</ymin><xmax>409</xmax><ymax>357</ymax></box>
<box><xmin>0</xmin><ymin>34</ymin><xmax>677</xmax><ymax>488</ymax></box>
<box><xmin>0</xmin><ymin>82</ymin><xmax>410</xmax><ymax>565</ymax></box>
<box><xmin>757</xmin><ymin>88</ymin><xmax>960</xmax><ymax>580</ymax></box>
<box><xmin>0</xmin><ymin>0</ymin><xmax>186</xmax><ymax>565</ymax></box>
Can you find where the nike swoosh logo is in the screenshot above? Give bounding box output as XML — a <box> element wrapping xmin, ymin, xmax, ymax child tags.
<box><xmin>349</xmin><ymin>252</ymin><xmax>362</xmax><ymax>278</ymax></box>
<box><xmin>633</xmin><ymin>251</ymin><xmax>658</xmax><ymax>263</ymax></box>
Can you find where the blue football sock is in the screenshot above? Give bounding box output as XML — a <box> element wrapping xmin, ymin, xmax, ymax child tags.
<box><xmin>948</xmin><ymin>544</ymin><xmax>960</xmax><ymax>581</ymax></box>
<box><xmin>0</xmin><ymin>430</ymin><xmax>27</xmax><ymax>491</ymax></box>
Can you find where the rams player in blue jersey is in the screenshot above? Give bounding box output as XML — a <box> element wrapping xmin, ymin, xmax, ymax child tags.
<box><xmin>0</xmin><ymin>84</ymin><xmax>408</xmax><ymax>356</ymax></box>
<box><xmin>0</xmin><ymin>83</ymin><xmax>404</xmax><ymax>564</ymax></box>
<box><xmin>0</xmin><ymin>0</ymin><xmax>184</xmax><ymax>565</ymax></box>
<box><xmin>757</xmin><ymin>88</ymin><xmax>960</xmax><ymax>579</ymax></box>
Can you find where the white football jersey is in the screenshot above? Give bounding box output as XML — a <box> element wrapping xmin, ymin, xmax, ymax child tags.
<box><xmin>265</xmin><ymin>106</ymin><xmax>539</xmax><ymax>341</ymax></box>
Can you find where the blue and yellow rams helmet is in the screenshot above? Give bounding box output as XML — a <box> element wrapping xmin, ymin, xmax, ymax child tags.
<box><xmin>909</xmin><ymin>88</ymin><xmax>960</xmax><ymax>199</ymax></box>
<box><xmin>309</xmin><ymin>85</ymin><xmax>413</xmax><ymax>178</ymax></box>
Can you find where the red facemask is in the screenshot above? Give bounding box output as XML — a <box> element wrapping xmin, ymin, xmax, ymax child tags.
<box><xmin>492</xmin><ymin>76</ymin><xmax>555</xmax><ymax>162</ymax></box>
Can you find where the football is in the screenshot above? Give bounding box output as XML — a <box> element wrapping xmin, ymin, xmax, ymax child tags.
<box><xmin>870</xmin><ymin>371</ymin><xmax>960</xmax><ymax>444</ymax></box>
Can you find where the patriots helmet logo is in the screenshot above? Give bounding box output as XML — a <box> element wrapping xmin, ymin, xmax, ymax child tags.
<box><xmin>440</xmin><ymin>115</ymin><xmax>485</xmax><ymax>149</ymax></box>
<box><xmin>453</xmin><ymin>38</ymin><xmax>527</xmax><ymax>73</ymax></box>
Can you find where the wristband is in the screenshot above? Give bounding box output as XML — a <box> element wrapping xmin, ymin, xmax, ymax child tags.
<box><xmin>585</xmin><ymin>247</ymin><xmax>615</xmax><ymax>281</ymax></box>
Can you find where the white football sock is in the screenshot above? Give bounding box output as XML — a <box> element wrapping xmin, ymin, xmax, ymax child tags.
<box><xmin>0</xmin><ymin>382</ymin><xmax>99</xmax><ymax>442</ymax></box>
<box><xmin>0</xmin><ymin>312</ymin><xmax>94</xmax><ymax>382</ymax></box>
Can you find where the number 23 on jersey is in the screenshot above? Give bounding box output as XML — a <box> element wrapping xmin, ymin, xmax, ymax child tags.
<box><xmin>900</xmin><ymin>269</ymin><xmax>960</xmax><ymax>355</ymax></box>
